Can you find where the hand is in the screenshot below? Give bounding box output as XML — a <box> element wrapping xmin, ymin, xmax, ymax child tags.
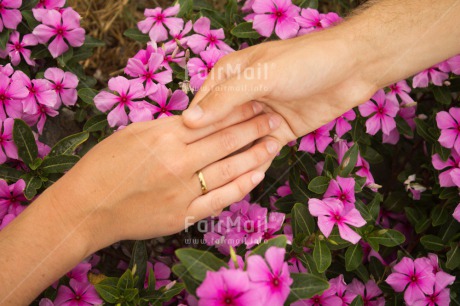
<box><xmin>181</xmin><ymin>26</ymin><xmax>378</xmax><ymax>145</ymax></box>
<box><xmin>49</xmin><ymin>102</ymin><xmax>282</xmax><ymax>254</ymax></box>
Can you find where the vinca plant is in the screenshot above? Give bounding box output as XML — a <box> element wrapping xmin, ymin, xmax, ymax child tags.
<box><xmin>0</xmin><ymin>0</ymin><xmax>459</xmax><ymax>305</ymax></box>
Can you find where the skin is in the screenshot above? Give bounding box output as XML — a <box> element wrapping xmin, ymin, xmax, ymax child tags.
<box><xmin>0</xmin><ymin>102</ymin><xmax>282</xmax><ymax>305</ymax></box>
<box><xmin>183</xmin><ymin>0</ymin><xmax>460</xmax><ymax>147</ymax></box>
<box><xmin>2</xmin><ymin>0</ymin><xmax>460</xmax><ymax>304</ymax></box>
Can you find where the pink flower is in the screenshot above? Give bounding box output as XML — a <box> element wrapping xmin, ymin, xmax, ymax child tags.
<box><xmin>187</xmin><ymin>17</ymin><xmax>234</xmax><ymax>54</ymax></box>
<box><xmin>35</xmin><ymin>0</ymin><xmax>65</xmax><ymax>8</ymax></box>
<box><xmin>137</xmin><ymin>5</ymin><xmax>183</xmax><ymax>43</ymax></box>
<box><xmin>454</xmin><ymin>204</ymin><xmax>460</xmax><ymax>223</ymax></box>
<box><xmin>0</xmin><ymin>0</ymin><xmax>22</xmax><ymax>32</ymax></box>
<box><xmin>329</xmin><ymin>275</ymin><xmax>357</xmax><ymax>305</ymax></box>
<box><xmin>32</xmin><ymin>8</ymin><xmax>86</xmax><ymax>58</ymax></box>
<box><xmin>66</xmin><ymin>263</ymin><xmax>91</xmax><ymax>283</ymax></box>
<box><xmin>387</xmin><ymin>80</ymin><xmax>414</xmax><ymax>105</ymax></box>
<box><xmin>44</xmin><ymin>68</ymin><xmax>79</xmax><ymax>107</ymax></box>
<box><xmin>436</xmin><ymin>107</ymin><xmax>460</xmax><ymax>153</ymax></box>
<box><xmin>159</xmin><ymin>42</ymin><xmax>186</xmax><ymax>70</ymax></box>
<box><xmin>153</xmin><ymin>262</ymin><xmax>172</xmax><ymax>289</ymax></box>
<box><xmin>386</xmin><ymin>257</ymin><xmax>436</xmax><ymax>305</ymax></box>
<box><xmin>13</xmin><ymin>71</ymin><xmax>58</xmax><ymax>115</ymax></box>
<box><xmin>23</xmin><ymin>104</ymin><xmax>59</xmax><ymax>134</ymax></box>
<box><xmin>308</xmin><ymin>198</ymin><xmax>366</xmax><ymax>244</ymax></box>
<box><xmin>431</xmin><ymin>151</ymin><xmax>460</xmax><ymax>187</ymax></box>
<box><xmin>252</xmin><ymin>0</ymin><xmax>300</xmax><ymax>40</ymax></box>
<box><xmin>348</xmin><ymin>279</ymin><xmax>385</xmax><ymax>306</ymax></box>
<box><xmin>148</xmin><ymin>84</ymin><xmax>188</xmax><ymax>118</ymax></box>
<box><xmin>54</xmin><ymin>279</ymin><xmax>102</xmax><ymax>306</ymax></box>
<box><xmin>412</xmin><ymin>66</ymin><xmax>449</xmax><ymax>88</ymax></box>
<box><xmin>168</xmin><ymin>20</ymin><xmax>192</xmax><ymax>48</ymax></box>
<box><xmin>358</xmin><ymin>89</ymin><xmax>399</xmax><ymax>136</ymax></box>
<box><xmin>94</xmin><ymin>77</ymin><xmax>151</xmax><ymax>127</ymax></box>
<box><xmin>39</xmin><ymin>298</ymin><xmax>54</xmax><ymax>306</ymax></box>
<box><xmin>0</xmin><ymin>179</ymin><xmax>26</xmax><ymax>220</ymax></box>
<box><xmin>0</xmin><ymin>31</ymin><xmax>38</xmax><ymax>66</ymax></box>
<box><xmin>335</xmin><ymin>109</ymin><xmax>356</xmax><ymax>138</ymax></box>
<box><xmin>125</xmin><ymin>52</ymin><xmax>172</xmax><ymax>95</ymax></box>
<box><xmin>196</xmin><ymin>269</ymin><xmax>261</xmax><ymax>306</ymax></box>
<box><xmin>0</xmin><ymin>118</ymin><xmax>17</xmax><ymax>164</ymax></box>
<box><xmin>412</xmin><ymin>271</ymin><xmax>455</xmax><ymax>306</ymax></box>
<box><xmin>295</xmin><ymin>8</ymin><xmax>341</xmax><ymax>36</ymax></box>
<box><xmin>0</xmin><ymin>73</ymin><xmax>28</xmax><ymax>120</ymax></box>
<box><xmin>247</xmin><ymin>247</ymin><xmax>293</xmax><ymax>306</ymax></box>
<box><xmin>298</xmin><ymin>121</ymin><xmax>334</xmax><ymax>154</ymax></box>
<box><xmin>445</xmin><ymin>55</ymin><xmax>460</xmax><ymax>75</ymax></box>
<box><xmin>324</xmin><ymin>176</ymin><xmax>356</xmax><ymax>210</ymax></box>
<box><xmin>187</xmin><ymin>49</ymin><xmax>224</xmax><ymax>91</ymax></box>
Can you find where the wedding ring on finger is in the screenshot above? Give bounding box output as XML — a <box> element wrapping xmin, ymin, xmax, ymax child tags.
<box><xmin>196</xmin><ymin>171</ymin><xmax>208</xmax><ymax>195</ymax></box>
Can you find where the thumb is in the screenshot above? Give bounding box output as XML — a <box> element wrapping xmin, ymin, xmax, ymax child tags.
<box><xmin>183</xmin><ymin>77</ymin><xmax>265</xmax><ymax>128</ymax></box>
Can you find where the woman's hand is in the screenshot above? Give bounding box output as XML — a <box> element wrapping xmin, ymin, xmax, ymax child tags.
<box><xmin>182</xmin><ymin>30</ymin><xmax>377</xmax><ymax>145</ymax></box>
<box><xmin>51</xmin><ymin>101</ymin><xmax>282</xmax><ymax>253</ymax></box>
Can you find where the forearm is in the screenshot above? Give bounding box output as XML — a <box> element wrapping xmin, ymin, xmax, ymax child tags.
<box><xmin>341</xmin><ymin>0</ymin><xmax>460</xmax><ymax>93</ymax></box>
<box><xmin>0</xmin><ymin>185</ymin><xmax>95</xmax><ymax>305</ymax></box>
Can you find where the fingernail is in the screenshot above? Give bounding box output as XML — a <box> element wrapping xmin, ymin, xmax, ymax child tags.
<box><xmin>251</xmin><ymin>172</ymin><xmax>265</xmax><ymax>185</ymax></box>
<box><xmin>252</xmin><ymin>102</ymin><xmax>263</xmax><ymax>114</ymax></box>
<box><xmin>266</xmin><ymin>141</ymin><xmax>279</xmax><ymax>154</ymax></box>
<box><xmin>184</xmin><ymin>105</ymin><xmax>203</xmax><ymax>121</ymax></box>
<box><xmin>269</xmin><ymin>115</ymin><xmax>281</xmax><ymax>130</ymax></box>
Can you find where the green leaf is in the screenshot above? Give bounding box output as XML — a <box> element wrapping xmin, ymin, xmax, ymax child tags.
<box><xmin>396</xmin><ymin>116</ymin><xmax>414</xmax><ymax>138</ymax></box>
<box><xmin>177</xmin><ymin>0</ymin><xmax>194</xmax><ymax>18</ymax></box>
<box><xmin>420</xmin><ymin>235</ymin><xmax>445</xmax><ymax>252</ymax></box>
<box><xmin>225</xmin><ymin>0</ymin><xmax>238</xmax><ymax>27</ymax></box>
<box><xmin>285</xmin><ymin>273</ymin><xmax>329</xmax><ymax>303</ymax></box>
<box><xmin>21</xmin><ymin>0</ymin><xmax>39</xmax><ymax>10</ymax></box>
<box><xmin>433</xmin><ymin>86</ymin><xmax>452</xmax><ymax>105</ymax></box>
<box><xmin>415</xmin><ymin>217</ymin><xmax>431</xmax><ymax>234</ymax></box>
<box><xmin>158</xmin><ymin>283</ymin><xmax>185</xmax><ymax>301</ymax></box>
<box><xmin>95</xmin><ymin>284</ymin><xmax>120</xmax><ymax>304</ymax></box>
<box><xmin>339</xmin><ymin>143</ymin><xmax>359</xmax><ymax>176</ymax></box>
<box><xmin>231</xmin><ymin>22</ymin><xmax>261</xmax><ymax>39</ymax></box>
<box><xmin>40</xmin><ymin>155</ymin><xmax>80</xmax><ymax>174</ymax></box>
<box><xmin>200</xmin><ymin>9</ymin><xmax>226</xmax><ymax>29</ymax></box>
<box><xmin>431</xmin><ymin>205</ymin><xmax>449</xmax><ymax>227</ymax></box>
<box><xmin>172</xmin><ymin>264</ymin><xmax>200</xmax><ymax>296</ymax></box>
<box><xmin>250</xmin><ymin>235</ymin><xmax>287</xmax><ymax>256</ymax></box>
<box><xmin>117</xmin><ymin>269</ymin><xmax>134</xmax><ymax>291</ymax></box>
<box><xmin>0</xmin><ymin>29</ymin><xmax>9</xmax><ymax>50</ymax></box>
<box><xmin>23</xmin><ymin>174</ymin><xmax>42</xmax><ymax>200</ymax></box>
<box><xmin>0</xmin><ymin>165</ymin><xmax>23</xmax><ymax>181</ymax></box>
<box><xmin>129</xmin><ymin>241</ymin><xmax>148</xmax><ymax>290</ymax></box>
<box><xmin>145</xmin><ymin>267</ymin><xmax>155</xmax><ymax>293</ymax></box>
<box><xmin>350</xmin><ymin>296</ymin><xmax>364</xmax><ymax>306</ymax></box>
<box><xmin>446</xmin><ymin>242</ymin><xmax>460</xmax><ymax>270</ymax></box>
<box><xmin>78</xmin><ymin>88</ymin><xmax>98</xmax><ymax>104</ymax></box>
<box><xmin>84</xmin><ymin>114</ymin><xmax>108</xmax><ymax>132</ymax></box>
<box><xmin>308</xmin><ymin>176</ymin><xmax>331</xmax><ymax>194</ymax></box>
<box><xmin>13</xmin><ymin>119</ymin><xmax>38</xmax><ymax>166</ymax></box>
<box><xmin>313</xmin><ymin>237</ymin><xmax>331</xmax><ymax>273</ymax></box>
<box><xmin>345</xmin><ymin>244</ymin><xmax>363</xmax><ymax>271</ymax></box>
<box><xmin>440</xmin><ymin>218</ymin><xmax>460</xmax><ymax>242</ymax></box>
<box><xmin>414</xmin><ymin>118</ymin><xmax>437</xmax><ymax>143</ymax></box>
<box><xmin>49</xmin><ymin>132</ymin><xmax>89</xmax><ymax>156</ymax></box>
<box><xmin>124</xmin><ymin>28</ymin><xmax>150</xmax><ymax>43</ymax></box>
<box><xmin>84</xmin><ymin>35</ymin><xmax>105</xmax><ymax>48</ymax></box>
<box><xmin>31</xmin><ymin>44</ymin><xmax>51</xmax><ymax>59</ymax></box>
<box><xmin>367</xmin><ymin>229</ymin><xmax>405</xmax><ymax>248</ymax></box>
<box><xmin>292</xmin><ymin>203</ymin><xmax>315</xmax><ymax>237</ymax></box>
<box><xmin>57</xmin><ymin>47</ymin><xmax>73</xmax><ymax>67</ymax></box>
<box><xmin>176</xmin><ymin>248</ymin><xmax>228</xmax><ymax>281</ymax></box>
<box><xmin>355</xmin><ymin>199</ymin><xmax>373</xmax><ymax>222</ymax></box>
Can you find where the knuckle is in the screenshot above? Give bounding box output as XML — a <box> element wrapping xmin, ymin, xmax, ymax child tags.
<box><xmin>255</xmin><ymin>117</ymin><xmax>270</xmax><ymax>137</ymax></box>
<box><xmin>220</xmin><ymin>132</ymin><xmax>239</xmax><ymax>152</ymax></box>
<box><xmin>252</xmin><ymin>146</ymin><xmax>268</xmax><ymax>164</ymax></box>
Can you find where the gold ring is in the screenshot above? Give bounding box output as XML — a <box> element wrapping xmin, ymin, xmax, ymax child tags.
<box><xmin>197</xmin><ymin>171</ymin><xmax>208</xmax><ymax>195</ymax></box>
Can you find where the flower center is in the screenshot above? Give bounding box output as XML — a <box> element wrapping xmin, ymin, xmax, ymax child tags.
<box><xmin>14</xmin><ymin>43</ymin><xmax>22</xmax><ymax>51</ymax></box>
<box><xmin>314</xmin><ymin>298</ymin><xmax>320</xmax><ymax>303</ymax></box>
<box><xmin>55</xmin><ymin>83</ymin><xmax>62</xmax><ymax>91</ymax></box>
<box><xmin>275</xmin><ymin>10</ymin><xmax>283</xmax><ymax>18</ymax></box>
<box><xmin>145</xmin><ymin>72</ymin><xmax>153</xmax><ymax>79</ymax></box>
<box><xmin>411</xmin><ymin>275</ymin><xmax>417</xmax><ymax>282</ymax></box>
<box><xmin>160</xmin><ymin>107</ymin><xmax>167</xmax><ymax>113</ymax></box>
<box><xmin>340</xmin><ymin>194</ymin><xmax>347</xmax><ymax>201</ymax></box>
<box><xmin>377</xmin><ymin>107</ymin><xmax>384</xmax><ymax>114</ymax></box>
<box><xmin>0</xmin><ymin>94</ymin><xmax>6</xmax><ymax>101</ymax></box>
<box><xmin>120</xmin><ymin>96</ymin><xmax>128</xmax><ymax>104</ymax></box>
<box><xmin>209</xmin><ymin>35</ymin><xmax>217</xmax><ymax>43</ymax></box>
<box><xmin>10</xmin><ymin>196</ymin><xmax>17</xmax><ymax>202</ymax></box>
<box><xmin>156</xmin><ymin>14</ymin><xmax>165</xmax><ymax>22</ymax></box>
<box><xmin>334</xmin><ymin>214</ymin><xmax>341</xmax><ymax>221</ymax></box>
<box><xmin>224</xmin><ymin>295</ymin><xmax>233</xmax><ymax>305</ymax></box>
<box><xmin>272</xmin><ymin>276</ymin><xmax>280</xmax><ymax>287</ymax></box>
<box><xmin>74</xmin><ymin>295</ymin><xmax>81</xmax><ymax>301</ymax></box>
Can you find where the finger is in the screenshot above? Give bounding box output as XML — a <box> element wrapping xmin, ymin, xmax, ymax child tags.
<box><xmin>188</xmin><ymin>113</ymin><xmax>282</xmax><ymax>170</ymax></box>
<box><xmin>187</xmin><ymin>170</ymin><xmax>265</xmax><ymax>220</ymax></box>
<box><xmin>192</xmin><ymin>137</ymin><xmax>280</xmax><ymax>196</ymax></box>
<box><xmin>183</xmin><ymin>101</ymin><xmax>263</xmax><ymax>144</ymax></box>
<box><xmin>183</xmin><ymin>77</ymin><xmax>265</xmax><ymax>129</ymax></box>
